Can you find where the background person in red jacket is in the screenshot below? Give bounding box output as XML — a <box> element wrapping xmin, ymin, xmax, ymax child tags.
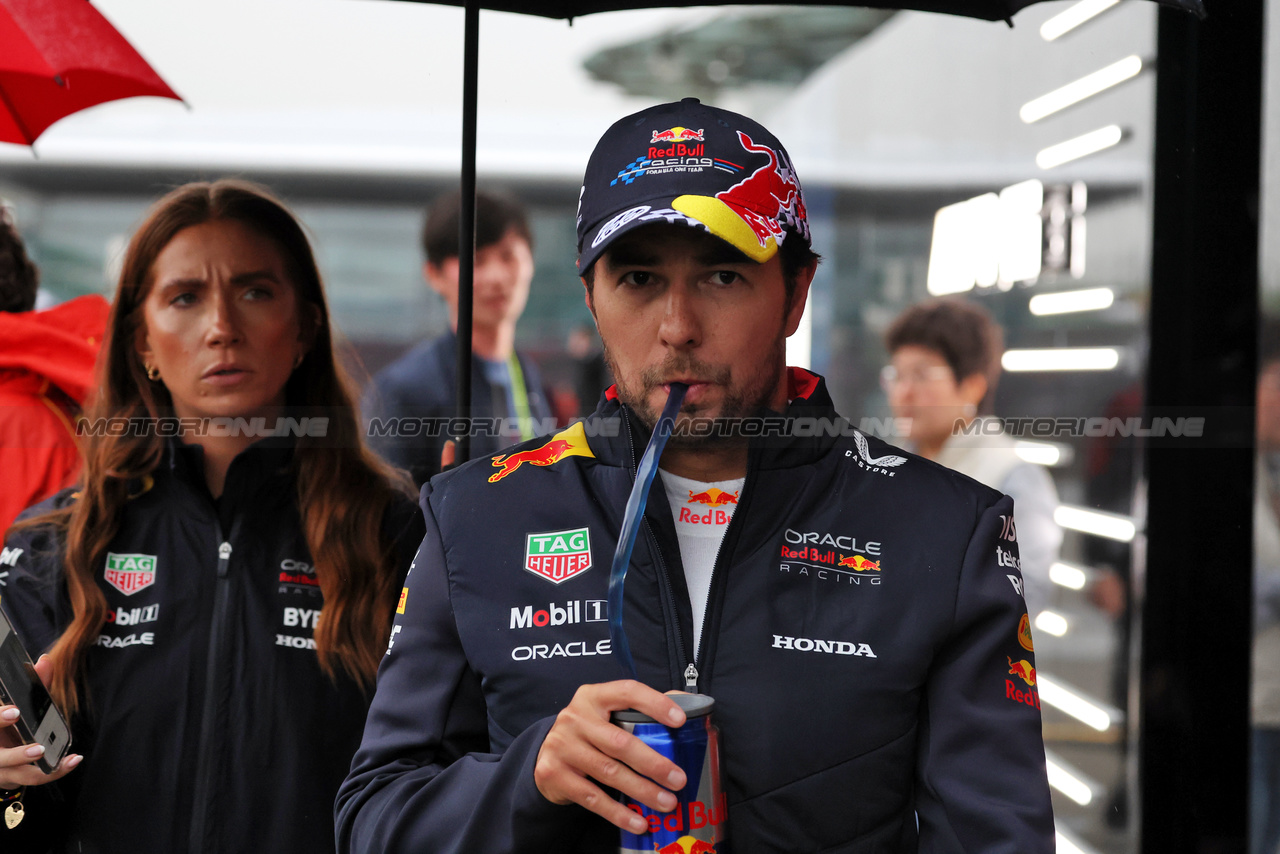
<box><xmin>0</xmin><ymin>212</ymin><xmax>109</xmax><ymax>535</ymax></box>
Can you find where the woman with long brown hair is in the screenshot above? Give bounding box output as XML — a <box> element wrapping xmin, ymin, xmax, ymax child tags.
<box><xmin>0</xmin><ymin>180</ymin><xmax>423</xmax><ymax>853</ymax></box>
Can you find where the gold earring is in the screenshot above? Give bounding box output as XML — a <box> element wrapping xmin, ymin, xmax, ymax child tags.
<box><xmin>145</xmin><ymin>362</ymin><xmax>160</xmax><ymax>381</ymax></box>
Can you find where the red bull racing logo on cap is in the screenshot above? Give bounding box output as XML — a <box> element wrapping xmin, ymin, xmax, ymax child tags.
<box><xmin>652</xmin><ymin>127</ymin><xmax>705</xmax><ymax>144</ymax></box>
<box><xmin>672</xmin><ymin>130</ymin><xmax>808</xmax><ymax>263</ymax></box>
<box><xmin>490</xmin><ymin>422</ymin><xmax>595</xmax><ymax>483</ymax></box>
<box><xmin>612</xmin><ymin>130</ymin><xmax>718</xmax><ymax>188</ymax></box>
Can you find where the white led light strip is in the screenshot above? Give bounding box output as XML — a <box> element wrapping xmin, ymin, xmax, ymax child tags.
<box><xmin>1041</xmin><ymin>0</ymin><xmax>1120</xmax><ymax>41</ymax></box>
<box><xmin>1021</xmin><ymin>56</ymin><xmax>1143</xmax><ymax>124</ymax></box>
<box><xmin>1037</xmin><ymin>126</ymin><xmax>1124</xmax><ymax>170</ymax></box>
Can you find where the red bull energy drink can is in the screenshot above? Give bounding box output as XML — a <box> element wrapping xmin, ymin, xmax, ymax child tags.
<box><xmin>612</xmin><ymin>693</ymin><xmax>727</xmax><ymax>854</ymax></box>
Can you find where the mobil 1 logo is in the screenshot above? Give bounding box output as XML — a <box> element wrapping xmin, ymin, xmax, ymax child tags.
<box><xmin>509</xmin><ymin>599</ymin><xmax>607</xmax><ymax>630</ymax></box>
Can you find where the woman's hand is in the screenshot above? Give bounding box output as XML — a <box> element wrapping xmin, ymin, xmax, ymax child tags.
<box><xmin>0</xmin><ymin>657</ymin><xmax>80</xmax><ymax>789</ymax></box>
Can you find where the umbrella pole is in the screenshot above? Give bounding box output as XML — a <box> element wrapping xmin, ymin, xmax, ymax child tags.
<box><xmin>453</xmin><ymin>0</ymin><xmax>479</xmax><ymax>466</ymax></box>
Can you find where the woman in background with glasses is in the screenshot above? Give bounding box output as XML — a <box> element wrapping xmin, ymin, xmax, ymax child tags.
<box><xmin>882</xmin><ymin>298</ymin><xmax>1061</xmax><ymax>618</ymax></box>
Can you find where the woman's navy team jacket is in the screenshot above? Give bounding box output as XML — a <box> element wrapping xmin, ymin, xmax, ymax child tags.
<box><xmin>336</xmin><ymin>370</ymin><xmax>1055</xmax><ymax>854</ymax></box>
<box><xmin>1</xmin><ymin>439</ymin><xmax>423</xmax><ymax>854</ymax></box>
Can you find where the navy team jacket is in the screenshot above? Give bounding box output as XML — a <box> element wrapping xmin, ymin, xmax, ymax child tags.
<box><xmin>336</xmin><ymin>369</ymin><xmax>1055</xmax><ymax>854</ymax></box>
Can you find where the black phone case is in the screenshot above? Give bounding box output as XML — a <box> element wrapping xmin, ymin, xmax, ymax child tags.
<box><xmin>0</xmin><ymin>613</ymin><xmax>70</xmax><ymax>774</ymax></box>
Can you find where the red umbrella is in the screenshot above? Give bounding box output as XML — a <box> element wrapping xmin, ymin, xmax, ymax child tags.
<box><xmin>0</xmin><ymin>0</ymin><xmax>181</xmax><ymax>146</ymax></box>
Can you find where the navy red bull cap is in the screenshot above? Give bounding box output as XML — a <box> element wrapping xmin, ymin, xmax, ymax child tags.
<box><xmin>576</xmin><ymin>97</ymin><xmax>810</xmax><ymax>272</ymax></box>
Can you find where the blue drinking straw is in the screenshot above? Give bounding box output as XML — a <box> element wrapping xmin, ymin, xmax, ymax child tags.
<box><xmin>608</xmin><ymin>382</ymin><xmax>688</xmax><ymax>679</ymax></box>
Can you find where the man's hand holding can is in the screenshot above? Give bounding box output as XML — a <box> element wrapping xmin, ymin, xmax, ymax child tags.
<box><xmin>534</xmin><ymin>679</ymin><xmax>688</xmax><ymax>834</ymax></box>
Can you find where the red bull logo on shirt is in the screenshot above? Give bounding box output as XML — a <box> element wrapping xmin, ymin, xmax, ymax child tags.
<box><xmin>680</xmin><ymin>488</ymin><xmax>738</xmax><ymax>525</ymax></box>
<box><xmin>687</xmin><ymin>488</ymin><xmax>738</xmax><ymax>507</ymax></box>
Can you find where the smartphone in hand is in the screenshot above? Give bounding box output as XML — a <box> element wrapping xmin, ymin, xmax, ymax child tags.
<box><xmin>0</xmin><ymin>607</ymin><xmax>70</xmax><ymax>774</ymax></box>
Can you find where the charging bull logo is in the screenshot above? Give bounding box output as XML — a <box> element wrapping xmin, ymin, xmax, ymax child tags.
<box><xmin>1008</xmin><ymin>656</ymin><xmax>1036</xmax><ymax>687</ymax></box>
<box><xmin>652</xmin><ymin>127</ymin><xmax>705</xmax><ymax>143</ymax></box>
<box><xmin>490</xmin><ymin>422</ymin><xmax>595</xmax><ymax>483</ymax></box>
<box><xmin>687</xmin><ymin>488</ymin><xmax>738</xmax><ymax>507</ymax></box>
<box><xmin>838</xmin><ymin>554</ymin><xmax>881</xmax><ymax>572</ymax></box>
<box><xmin>1005</xmin><ymin>656</ymin><xmax>1041</xmax><ymax>709</ymax></box>
<box><xmin>671</xmin><ymin>130</ymin><xmax>808</xmax><ymax>263</ymax></box>
<box><xmin>656</xmin><ymin>838</ymin><xmax>716</xmax><ymax>854</ymax></box>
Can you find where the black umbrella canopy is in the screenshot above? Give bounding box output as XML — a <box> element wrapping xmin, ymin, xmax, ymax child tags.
<box><xmin>408</xmin><ymin>0</ymin><xmax>1206</xmax><ymax>22</ymax></box>
<box><xmin>400</xmin><ymin>0</ymin><xmax>1206</xmax><ymax>465</ymax></box>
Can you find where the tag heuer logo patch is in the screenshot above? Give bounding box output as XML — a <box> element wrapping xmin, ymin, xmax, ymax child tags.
<box><xmin>524</xmin><ymin>528</ymin><xmax>592</xmax><ymax>584</ymax></box>
<box><xmin>104</xmin><ymin>553</ymin><xmax>158</xmax><ymax>596</ymax></box>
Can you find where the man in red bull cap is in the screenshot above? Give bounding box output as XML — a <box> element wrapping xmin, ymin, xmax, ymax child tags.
<box><xmin>339</xmin><ymin>99</ymin><xmax>1055</xmax><ymax>854</ymax></box>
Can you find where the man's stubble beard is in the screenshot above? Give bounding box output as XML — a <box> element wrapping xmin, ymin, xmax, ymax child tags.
<box><xmin>600</xmin><ymin>333</ymin><xmax>788</xmax><ymax>452</ymax></box>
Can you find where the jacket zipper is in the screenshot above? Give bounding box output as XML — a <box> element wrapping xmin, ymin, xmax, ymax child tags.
<box><xmin>188</xmin><ymin>533</ymin><xmax>234</xmax><ymax>853</ymax></box>
<box><xmin>624</xmin><ymin>410</ymin><xmax>754</xmax><ymax>696</ymax></box>
<box><xmin>623</xmin><ymin>415</ymin><xmax>693</xmax><ymax>691</ymax></box>
<box><xmin>688</xmin><ymin>450</ymin><xmax>755</xmax><ymax>695</ymax></box>
<box><xmin>644</xmin><ymin>525</ymin><xmax>691</xmax><ymax>688</ymax></box>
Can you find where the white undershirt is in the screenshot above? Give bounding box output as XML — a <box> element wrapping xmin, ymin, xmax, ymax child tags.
<box><xmin>659</xmin><ymin>471</ymin><xmax>745</xmax><ymax>659</ymax></box>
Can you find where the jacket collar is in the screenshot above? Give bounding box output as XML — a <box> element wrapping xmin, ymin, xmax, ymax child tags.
<box><xmin>163</xmin><ymin>434</ymin><xmax>297</xmax><ymax>511</ymax></box>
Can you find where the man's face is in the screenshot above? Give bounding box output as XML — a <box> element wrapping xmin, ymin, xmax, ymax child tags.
<box><xmin>585</xmin><ymin>224</ymin><xmax>812</xmax><ymax>437</ymax></box>
<box><xmin>426</xmin><ymin>226</ymin><xmax>534</xmax><ymax>333</ymax></box>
